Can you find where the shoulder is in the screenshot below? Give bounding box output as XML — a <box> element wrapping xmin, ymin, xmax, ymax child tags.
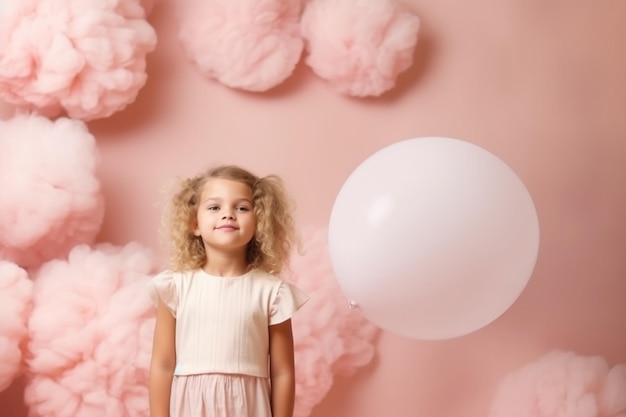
<box><xmin>249</xmin><ymin>269</ymin><xmax>283</xmax><ymax>283</ymax></box>
<box><xmin>247</xmin><ymin>270</ymin><xmax>285</xmax><ymax>291</ymax></box>
<box><xmin>151</xmin><ymin>269</ymin><xmax>196</xmax><ymax>284</ymax></box>
<box><xmin>154</xmin><ymin>269</ymin><xmax>185</xmax><ymax>279</ymax></box>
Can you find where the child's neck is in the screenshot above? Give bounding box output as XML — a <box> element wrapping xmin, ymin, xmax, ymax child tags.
<box><xmin>202</xmin><ymin>251</ymin><xmax>249</xmax><ymax>277</ymax></box>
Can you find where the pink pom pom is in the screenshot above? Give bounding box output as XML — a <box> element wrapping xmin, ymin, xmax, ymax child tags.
<box><xmin>0</xmin><ymin>262</ymin><xmax>33</xmax><ymax>392</ymax></box>
<box><xmin>286</xmin><ymin>227</ymin><xmax>379</xmax><ymax>417</ymax></box>
<box><xmin>0</xmin><ymin>0</ymin><xmax>157</xmax><ymax>121</ymax></box>
<box><xmin>301</xmin><ymin>0</ymin><xmax>420</xmax><ymax>97</ymax></box>
<box><xmin>25</xmin><ymin>243</ymin><xmax>158</xmax><ymax>417</ymax></box>
<box><xmin>0</xmin><ymin>114</ymin><xmax>104</xmax><ymax>269</ymax></box>
<box><xmin>177</xmin><ymin>0</ymin><xmax>303</xmax><ymax>92</ymax></box>
<box><xmin>489</xmin><ymin>350</ymin><xmax>626</xmax><ymax>417</ymax></box>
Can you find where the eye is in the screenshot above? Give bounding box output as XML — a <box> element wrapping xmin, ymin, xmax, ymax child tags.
<box><xmin>236</xmin><ymin>206</ymin><xmax>250</xmax><ymax>212</ymax></box>
<box><xmin>207</xmin><ymin>205</ymin><xmax>219</xmax><ymax>211</ymax></box>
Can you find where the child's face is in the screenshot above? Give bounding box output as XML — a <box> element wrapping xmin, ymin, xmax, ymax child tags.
<box><xmin>193</xmin><ymin>178</ymin><xmax>257</xmax><ymax>255</ymax></box>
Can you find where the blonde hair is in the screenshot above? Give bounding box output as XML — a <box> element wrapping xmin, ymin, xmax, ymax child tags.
<box><xmin>164</xmin><ymin>165</ymin><xmax>297</xmax><ymax>275</ymax></box>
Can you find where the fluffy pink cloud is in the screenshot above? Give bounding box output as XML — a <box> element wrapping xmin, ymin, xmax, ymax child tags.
<box><xmin>0</xmin><ymin>0</ymin><xmax>157</xmax><ymax>120</ymax></box>
<box><xmin>177</xmin><ymin>0</ymin><xmax>303</xmax><ymax>92</ymax></box>
<box><xmin>24</xmin><ymin>243</ymin><xmax>158</xmax><ymax>417</ymax></box>
<box><xmin>0</xmin><ymin>261</ymin><xmax>33</xmax><ymax>392</ymax></box>
<box><xmin>490</xmin><ymin>350</ymin><xmax>626</xmax><ymax>417</ymax></box>
<box><xmin>300</xmin><ymin>0</ymin><xmax>420</xmax><ymax>97</ymax></box>
<box><xmin>0</xmin><ymin>115</ymin><xmax>104</xmax><ymax>269</ymax></box>
<box><xmin>287</xmin><ymin>227</ymin><xmax>379</xmax><ymax>417</ymax></box>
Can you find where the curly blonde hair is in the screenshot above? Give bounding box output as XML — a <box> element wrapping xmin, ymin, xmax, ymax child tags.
<box><xmin>164</xmin><ymin>165</ymin><xmax>297</xmax><ymax>275</ymax></box>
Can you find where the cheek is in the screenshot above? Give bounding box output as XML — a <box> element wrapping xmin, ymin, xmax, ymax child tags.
<box><xmin>247</xmin><ymin>217</ymin><xmax>258</xmax><ymax>233</ymax></box>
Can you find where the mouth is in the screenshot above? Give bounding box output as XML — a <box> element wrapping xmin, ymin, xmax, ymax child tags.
<box><xmin>216</xmin><ymin>225</ymin><xmax>238</xmax><ymax>231</ymax></box>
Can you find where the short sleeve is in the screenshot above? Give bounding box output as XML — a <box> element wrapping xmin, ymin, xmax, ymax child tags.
<box><xmin>269</xmin><ymin>281</ymin><xmax>310</xmax><ymax>325</ymax></box>
<box><xmin>147</xmin><ymin>270</ymin><xmax>178</xmax><ymax>318</ymax></box>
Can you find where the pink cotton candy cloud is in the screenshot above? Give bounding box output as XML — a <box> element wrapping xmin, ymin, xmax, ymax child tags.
<box><xmin>0</xmin><ymin>261</ymin><xmax>33</xmax><ymax>392</ymax></box>
<box><xmin>0</xmin><ymin>114</ymin><xmax>104</xmax><ymax>269</ymax></box>
<box><xmin>300</xmin><ymin>0</ymin><xmax>420</xmax><ymax>97</ymax></box>
<box><xmin>286</xmin><ymin>226</ymin><xmax>379</xmax><ymax>417</ymax></box>
<box><xmin>177</xmin><ymin>0</ymin><xmax>303</xmax><ymax>92</ymax></box>
<box><xmin>489</xmin><ymin>350</ymin><xmax>626</xmax><ymax>417</ymax></box>
<box><xmin>0</xmin><ymin>0</ymin><xmax>157</xmax><ymax>121</ymax></box>
<box><xmin>25</xmin><ymin>243</ymin><xmax>158</xmax><ymax>417</ymax></box>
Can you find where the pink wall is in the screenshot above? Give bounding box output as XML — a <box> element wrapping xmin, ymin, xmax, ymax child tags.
<box><xmin>2</xmin><ymin>0</ymin><xmax>625</xmax><ymax>416</ymax></box>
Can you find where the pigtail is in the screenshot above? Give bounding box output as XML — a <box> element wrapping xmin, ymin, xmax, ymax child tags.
<box><xmin>250</xmin><ymin>175</ymin><xmax>298</xmax><ymax>275</ymax></box>
<box><xmin>167</xmin><ymin>175</ymin><xmax>207</xmax><ymax>271</ymax></box>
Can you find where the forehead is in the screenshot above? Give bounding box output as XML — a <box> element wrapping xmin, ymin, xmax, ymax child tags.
<box><xmin>200</xmin><ymin>178</ymin><xmax>253</xmax><ymax>200</ymax></box>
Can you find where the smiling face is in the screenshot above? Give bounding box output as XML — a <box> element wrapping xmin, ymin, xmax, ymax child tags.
<box><xmin>193</xmin><ymin>178</ymin><xmax>257</xmax><ymax>257</ymax></box>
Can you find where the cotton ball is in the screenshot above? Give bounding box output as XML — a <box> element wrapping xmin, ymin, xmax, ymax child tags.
<box><xmin>25</xmin><ymin>243</ymin><xmax>158</xmax><ymax>417</ymax></box>
<box><xmin>0</xmin><ymin>261</ymin><xmax>33</xmax><ymax>392</ymax></box>
<box><xmin>301</xmin><ymin>0</ymin><xmax>420</xmax><ymax>97</ymax></box>
<box><xmin>286</xmin><ymin>226</ymin><xmax>379</xmax><ymax>417</ymax></box>
<box><xmin>0</xmin><ymin>114</ymin><xmax>104</xmax><ymax>269</ymax></box>
<box><xmin>177</xmin><ymin>0</ymin><xmax>303</xmax><ymax>92</ymax></box>
<box><xmin>0</xmin><ymin>0</ymin><xmax>157</xmax><ymax>121</ymax></box>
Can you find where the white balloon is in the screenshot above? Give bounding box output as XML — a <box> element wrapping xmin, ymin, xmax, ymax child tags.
<box><xmin>328</xmin><ymin>137</ymin><xmax>540</xmax><ymax>340</ymax></box>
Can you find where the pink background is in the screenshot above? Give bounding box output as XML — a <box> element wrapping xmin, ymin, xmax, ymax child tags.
<box><xmin>2</xmin><ymin>0</ymin><xmax>625</xmax><ymax>416</ymax></box>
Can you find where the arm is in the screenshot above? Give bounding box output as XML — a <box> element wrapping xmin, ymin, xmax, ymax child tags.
<box><xmin>149</xmin><ymin>300</ymin><xmax>176</xmax><ymax>417</ymax></box>
<box><xmin>269</xmin><ymin>319</ymin><xmax>296</xmax><ymax>417</ymax></box>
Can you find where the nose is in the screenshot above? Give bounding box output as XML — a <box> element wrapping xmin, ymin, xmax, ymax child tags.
<box><xmin>222</xmin><ymin>212</ymin><xmax>235</xmax><ymax>220</ymax></box>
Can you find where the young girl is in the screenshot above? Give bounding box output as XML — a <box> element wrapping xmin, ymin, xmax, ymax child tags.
<box><xmin>148</xmin><ymin>165</ymin><xmax>309</xmax><ymax>417</ymax></box>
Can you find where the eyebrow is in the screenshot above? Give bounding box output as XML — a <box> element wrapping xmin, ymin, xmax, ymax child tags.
<box><xmin>202</xmin><ymin>197</ymin><xmax>253</xmax><ymax>204</ymax></box>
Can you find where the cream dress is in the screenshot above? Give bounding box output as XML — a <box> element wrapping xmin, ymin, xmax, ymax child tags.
<box><xmin>149</xmin><ymin>269</ymin><xmax>309</xmax><ymax>417</ymax></box>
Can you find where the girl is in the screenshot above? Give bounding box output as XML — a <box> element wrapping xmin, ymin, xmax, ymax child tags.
<box><xmin>148</xmin><ymin>165</ymin><xmax>309</xmax><ymax>417</ymax></box>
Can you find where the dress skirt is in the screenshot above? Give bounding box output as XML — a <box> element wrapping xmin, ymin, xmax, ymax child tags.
<box><xmin>170</xmin><ymin>373</ymin><xmax>272</xmax><ymax>417</ymax></box>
